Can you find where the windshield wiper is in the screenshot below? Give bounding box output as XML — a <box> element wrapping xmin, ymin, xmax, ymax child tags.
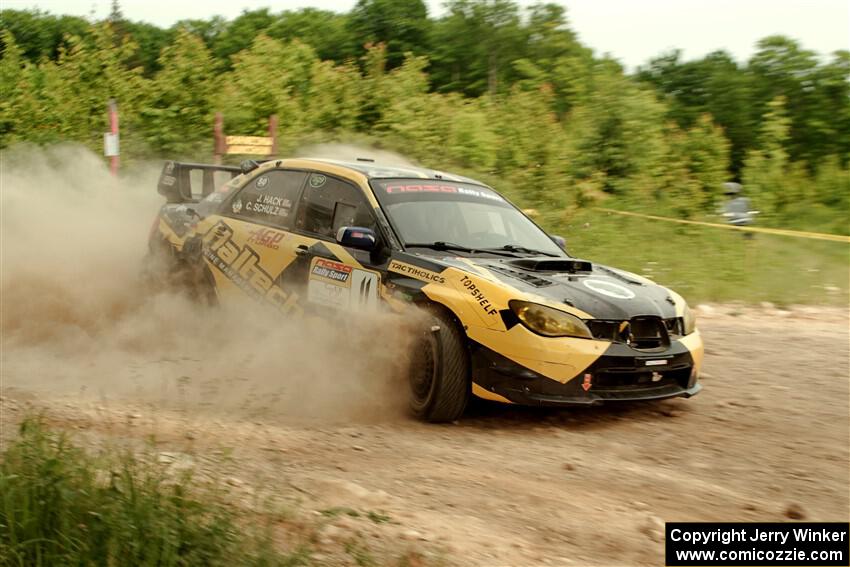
<box><xmin>481</xmin><ymin>244</ymin><xmax>559</xmax><ymax>257</ymax></box>
<box><xmin>405</xmin><ymin>241</ymin><xmax>517</xmax><ymax>257</ymax></box>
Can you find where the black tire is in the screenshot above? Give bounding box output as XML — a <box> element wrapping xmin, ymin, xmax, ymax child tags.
<box><xmin>408</xmin><ymin>309</ymin><xmax>470</xmax><ymax>422</ymax></box>
<box><xmin>142</xmin><ymin>236</ymin><xmax>217</xmax><ymax>305</ymax></box>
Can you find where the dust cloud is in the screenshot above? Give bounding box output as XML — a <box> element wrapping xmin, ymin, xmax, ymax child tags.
<box><xmin>297</xmin><ymin>142</ymin><xmax>420</xmax><ymax>168</ymax></box>
<box><xmin>0</xmin><ymin>145</ymin><xmax>415</xmax><ymax>422</ymax></box>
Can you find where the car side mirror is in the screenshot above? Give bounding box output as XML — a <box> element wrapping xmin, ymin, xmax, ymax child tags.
<box><xmin>336</xmin><ymin>226</ymin><xmax>378</xmax><ymax>251</ymax></box>
<box><xmin>551</xmin><ymin>234</ymin><xmax>567</xmax><ymax>250</ymax></box>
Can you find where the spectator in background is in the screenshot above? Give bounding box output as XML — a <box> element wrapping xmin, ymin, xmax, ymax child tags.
<box><xmin>722</xmin><ymin>182</ymin><xmax>759</xmax><ymax>238</ymax></box>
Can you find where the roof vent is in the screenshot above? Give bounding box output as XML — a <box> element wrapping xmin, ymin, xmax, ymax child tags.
<box><xmin>240</xmin><ymin>159</ymin><xmax>260</xmax><ymax>174</ymax></box>
<box><xmin>356</xmin><ymin>157</ymin><xmax>375</xmax><ymax>162</ymax></box>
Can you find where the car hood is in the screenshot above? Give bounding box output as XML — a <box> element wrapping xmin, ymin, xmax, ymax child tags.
<box><xmin>442</xmin><ymin>255</ymin><xmax>680</xmax><ymax>320</ymax></box>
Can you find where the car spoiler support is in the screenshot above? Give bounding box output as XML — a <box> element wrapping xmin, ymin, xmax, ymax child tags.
<box><xmin>157</xmin><ymin>161</ymin><xmax>241</xmax><ymax>203</ymax></box>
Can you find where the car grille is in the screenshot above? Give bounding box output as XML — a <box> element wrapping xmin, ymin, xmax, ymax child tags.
<box><xmin>592</xmin><ymin>367</ymin><xmax>691</xmax><ymax>392</ymax></box>
<box><xmin>587</xmin><ymin>316</ymin><xmax>678</xmax><ymax>350</ymax></box>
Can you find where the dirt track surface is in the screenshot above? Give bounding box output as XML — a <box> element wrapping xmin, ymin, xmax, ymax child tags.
<box><xmin>2</xmin><ymin>306</ymin><xmax>849</xmax><ymax>566</ymax></box>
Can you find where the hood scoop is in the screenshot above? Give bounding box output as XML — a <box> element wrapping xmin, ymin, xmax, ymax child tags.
<box><xmin>506</xmin><ymin>258</ymin><xmax>592</xmax><ymax>273</ymax></box>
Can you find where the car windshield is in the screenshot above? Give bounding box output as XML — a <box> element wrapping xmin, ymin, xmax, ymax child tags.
<box><xmin>371</xmin><ymin>179</ymin><xmax>564</xmax><ymax>256</ymax></box>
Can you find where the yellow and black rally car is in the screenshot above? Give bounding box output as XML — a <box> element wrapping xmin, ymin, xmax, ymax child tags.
<box><xmin>150</xmin><ymin>158</ymin><xmax>703</xmax><ymax>422</ymax></box>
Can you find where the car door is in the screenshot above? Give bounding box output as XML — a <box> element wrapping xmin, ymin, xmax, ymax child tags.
<box><xmin>285</xmin><ymin>172</ymin><xmax>384</xmax><ymax>314</ymax></box>
<box><xmin>200</xmin><ymin>168</ymin><xmax>307</xmax><ymax>314</ymax></box>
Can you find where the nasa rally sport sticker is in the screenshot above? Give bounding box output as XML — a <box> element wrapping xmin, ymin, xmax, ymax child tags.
<box><xmin>232</xmin><ymin>198</ymin><xmax>243</xmax><ymax>213</ymax></box>
<box><xmin>255</xmin><ymin>175</ymin><xmax>269</xmax><ymax>190</ymax></box>
<box><xmin>582</xmin><ymin>278</ymin><xmax>636</xmax><ymax>299</ymax></box>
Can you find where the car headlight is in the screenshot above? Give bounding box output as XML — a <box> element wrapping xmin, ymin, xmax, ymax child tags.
<box><xmin>509</xmin><ymin>300</ymin><xmax>593</xmax><ymax>338</ymax></box>
<box><xmin>682</xmin><ymin>303</ymin><xmax>696</xmax><ymax>335</ymax></box>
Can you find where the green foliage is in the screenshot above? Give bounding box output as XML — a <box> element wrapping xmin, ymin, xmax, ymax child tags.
<box><xmin>546</xmin><ymin>209</ymin><xmax>849</xmax><ymax>306</ymax></box>
<box><xmin>209</xmin><ymin>8</ymin><xmax>275</xmax><ymax>62</ymax></box>
<box><xmin>139</xmin><ymin>28</ymin><xmax>217</xmax><ymax>157</ymax></box>
<box><xmin>221</xmin><ymin>35</ymin><xmax>316</xmax><ymax>137</ymax></box>
<box><xmin>429</xmin><ymin>0</ymin><xmax>524</xmax><ymax>96</ymax></box>
<box><xmin>0</xmin><ymin>2</ymin><xmax>847</xmax><ymax>232</ymax></box>
<box><xmin>639</xmin><ymin>38</ymin><xmax>850</xmax><ymax>175</ymax></box>
<box><xmin>0</xmin><ymin>9</ymin><xmax>89</xmax><ymax>61</ymax></box>
<box><xmin>0</xmin><ymin>417</ymin><xmax>303</xmax><ymax>566</ymax></box>
<box><xmin>349</xmin><ymin>0</ymin><xmax>430</xmax><ymax>69</ymax></box>
<box><xmin>670</xmin><ymin>114</ymin><xmax>731</xmax><ymax>213</ymax></box>
<box><xmin>266</xmin><ymin>8</ymin><xmax>354</xmax><ymax>63</ymax></box>
<box><xmin>742</xmin><ymin>96</ymin><xmax>792</xmax><ymax>215</ymax></box>
<box><xmin>566</xmin><ymin>70</ymin><xmax>669</xmax><ymax>201</ymax></box>
<box><xmin>742</xmin><ymin>96</ymin><xmax>850</xmax><ymax>233</ymax></box>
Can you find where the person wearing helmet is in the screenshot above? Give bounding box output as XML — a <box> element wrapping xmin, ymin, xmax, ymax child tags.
<box><xmin>722</xmin><ymin>182</ymin><xmax>758</xmax><ymax>227</ymax></box>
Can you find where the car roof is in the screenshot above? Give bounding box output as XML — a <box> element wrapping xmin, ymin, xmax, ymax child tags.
<box><xmin>294</xmin><ymin>158</ymin><xmax>488</xmax><ymax>187</ymax></box>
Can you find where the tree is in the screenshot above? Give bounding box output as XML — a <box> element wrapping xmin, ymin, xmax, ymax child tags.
<box><xmin>348</xmin><ymin>0</ymin><xmax>430</xmax><ymax>69</ymax></box>
<box><xmin>121</xmin><ymin>21</ymin><xmax>175</xmax><ymax>76</ymax></box>
<box><xmin>40</xmin><ymin>23</ymin><xmax>144</xmax><ymax>150</ymax></box>
<box><xmin>567</xmin><ymin>70</ymin><xmax>668</xmax><ymax>201</ymax></box>
<box><xmin>0</xmin><ymin>31</ymin><xmax>44</xmax><ymax>147</ymax></box>
<box><xmin>429</xmin><ymin>0</ymin><xmax>523</xmax><ymax>95</ymax></box>
<box><xmin>742</xmin><ymin>96</ymin><xmax>791</xmax><ymax>215</ymax></box>
<box><xmin>220</xmin><ymin>35</ymin><xmax>318</xmax><ymax>141</ymax></box>
<box><xmin>637</xmin><ymin>49</ymin><xmax>756</xmax><ymax>175</ymax></box>
<box><xmin>305</xmin><ymin>59</ymin><xmax>364</xmax><ymax>132</ymax></box>
<box><xmin>209</xmin><ymin>9</ymin><xmax>274</xmax><ymax>63</ymax></box>
<box><xmin>512</xmin><ymin>3</ymin><xmax>594</xmax><ymax>116</ymax></box>
<box><xmin>0</xmin><ymin>9</ymin><xmax>89</xmax><ymax>61</ymax></box>
<box><xmin>170</xmin><ymin>17</ymin><xmax>227</xmax><ymax>49</ymax></box>
<box><xmin>141</xmin><ymin>29</ymin><xmax>217</xmax><ymax>156</ymax></box>
<box><xmin>108</xmin><ymin>0</ymin><xmax>123</xmax><ymax>23</ymax></box>
<box><xmin>266</xmin><ymin>8</ymin><xmax>354</xmax><ymax>63</ymax></box>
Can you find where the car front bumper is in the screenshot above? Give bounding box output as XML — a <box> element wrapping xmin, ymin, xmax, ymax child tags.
<box><xmin>470</xmin><ymin>338</ymin><xmax>702</xmax><ymax>406</ymax></box>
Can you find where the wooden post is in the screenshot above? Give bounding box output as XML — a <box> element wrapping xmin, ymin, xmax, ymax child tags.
<box><xmin>268</xmin><ymin>114</ymin><xmax>279</xmax><ymax>156</ymax></box>
<box><xmin>213</xmin><ymin>112</ymin><xmax>226</xmax><ymax>164</ymax></box>
<box><xmin>108</xmin><ymin>100</ymin><xmax>119</xmax><ymax>175</ymax></box>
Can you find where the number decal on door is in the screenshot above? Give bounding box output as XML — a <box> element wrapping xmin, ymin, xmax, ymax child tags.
<box><xmin>350</xmin><ymin>270</ymin><xmax>378</xmax><ymax>311</ymax></box>
<box><xmin>306</xmin><ymin>258</ymin><xmax>378</xmax><ymax>311</ymax></box>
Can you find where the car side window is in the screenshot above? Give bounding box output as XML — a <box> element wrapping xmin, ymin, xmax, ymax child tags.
<box><xmin>296</xmin><ymin>173</ymin><xmax>376</xmax><ymax>239</ymax></box>
<box><xmin>229</xmin><ymin>170</ymin><xmax>306</xmax><ymax>228</ymax></box>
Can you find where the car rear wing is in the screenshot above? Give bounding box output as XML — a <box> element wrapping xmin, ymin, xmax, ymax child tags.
<box><xmin>157</xmin><ymin>161</ymin><xmax>242</xmax><ymax>203</ymax></box>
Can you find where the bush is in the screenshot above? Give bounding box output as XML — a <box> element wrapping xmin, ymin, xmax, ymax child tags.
<box><xmin>0</xmin><ymin>417</ymin><xmax>302</xmax><ymax>566</ymax></box>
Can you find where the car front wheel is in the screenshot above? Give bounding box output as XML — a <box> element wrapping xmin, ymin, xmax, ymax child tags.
<box><xmin>408</xmin><ymin>310</ymin><xmax>470</xmax><ymax>422</ymax></box>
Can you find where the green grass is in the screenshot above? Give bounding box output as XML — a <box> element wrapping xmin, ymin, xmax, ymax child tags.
<box><xmin>0</xmin><ymin>417</ymin><xmax>307</xmax><ymax>567</ymax></box>
<box><xmin>539</xmin><ymin>209</ymin><xmax>849</xmax><ymax>306</ymax></box>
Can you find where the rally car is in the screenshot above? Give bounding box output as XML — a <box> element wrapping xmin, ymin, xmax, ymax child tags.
<box><xmin>149</xmin><ymin>157</ymin><xmax>703</xmax><ymax>422</ymax></box>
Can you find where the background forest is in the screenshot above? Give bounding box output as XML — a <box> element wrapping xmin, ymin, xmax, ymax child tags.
<box><xmin>1</xmin><ymin>0</ymin><xmax>848</xmax><ymax>235</ymax></box>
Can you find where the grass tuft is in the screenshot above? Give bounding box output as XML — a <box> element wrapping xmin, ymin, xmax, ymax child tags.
<box><xmin>0</xmin><ymin>417</ymin><xmax>306</xmax><ymax>566</ymax></box>
<box><xmin>542</xmin><ymin>209</ymin><xmax>849</xmax><ymax>306</ymax></box>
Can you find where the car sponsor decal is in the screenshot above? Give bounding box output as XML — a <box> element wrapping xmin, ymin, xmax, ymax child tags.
<box><xmin>383</xmin><ymin>184</ymin><xmax>504</xmax><ymax>202</ymax></box>
<box><xmin>232</xmin><ymin>198</ymin><xmax>243</xmax><ymax>213</ymax></box>
<box><xmin>311</xmin><ymin>259</ymin><xmax>352</xmax><ymax>285</ymax></box>
<box><xmin>202</xmin><ymin>221</ymin><xmax>300</xmax><ymax>314</ymax></box>
<box><xmin>255</xmin><ymin>175</ymin><xmax>270</xmax><ymax>189</ymax></box>
<box><xmin>244</xmin><ymin>194</ymin><xmax>292</xmax><ymax>217</ymax></box>
<box><xmin>309</xmin><ymin>174</ymin><xmax>327</xmax><ymax>188</ymax></box>
<box><xmin>308</xmin><ymin>279</ymin><xmax>349</xmax><ymax>309</ymax></box>
<box><xmin>459</xmin><ymin>275</ymin><xmax>498</xmax><ymax>316</ymax></box>
<box><xmin>246</xmin><ymin>227</ymin><xmax>285</xmax><ymax>250</ymax></box>
<box><xmin>307</xmin><ymin>257</ymin><xmax>378</xmax><ymax>311</ymax></box>
<box><xmin>350</xmin><ymin>270</ymin><xmax>379</xmax><ymax>310</ymax></box>
<box><xmin>581</xmin><ymin>278</ymin><xmax>636</xmax><ymax>300</ymax></box>
<box><xmin>388</xmin><ymin>260</ymin><xmax>446</xmax><ymax>284</ymax></box>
